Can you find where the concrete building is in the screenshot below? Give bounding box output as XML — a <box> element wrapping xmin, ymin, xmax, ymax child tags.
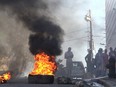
<box><xmin>106</xmin><ymin>0</ymin><xmax>116</xmax><ymax>49</ymax></box>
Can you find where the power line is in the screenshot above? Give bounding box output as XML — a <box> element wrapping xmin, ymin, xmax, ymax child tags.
<box><xmin>64</xmin><ymin>28</ymin><xmax>87</xmax><ymax>35</ymax></box>
<box><xmin>63</xmin><ymin>36</ymin><xmax>88</xmax><ymax>43</ymax></box>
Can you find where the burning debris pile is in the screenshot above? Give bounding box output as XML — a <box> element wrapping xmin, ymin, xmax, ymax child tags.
<box><xmin>28</xmin><ymin>52</ymin><xmax>57</xmax><ymax>84</ymax></box>
<box><xmin>0</xmin><ymin>0</ymin><xmax>64</xmax><ymax>84</ymax></box>
<box><xmin>27</xmin><ymin>16</ymin><xmax>63</xmax><ymax>83</ymax></box>
<box><xmin>29</xmin><ymin>52</ymin><xmax>57</xmax><ymax>75</ymax></box>
<box><xmin>0</xmin><ymin>72</ymin><xmax>11</xmax><ymax>84</ymax></box>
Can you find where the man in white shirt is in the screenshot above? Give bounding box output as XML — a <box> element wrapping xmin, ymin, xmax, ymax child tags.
<box><xmin>64</xmin><ymin>47</ymin><xmax>74</xmax><ymax>78</ymax></box>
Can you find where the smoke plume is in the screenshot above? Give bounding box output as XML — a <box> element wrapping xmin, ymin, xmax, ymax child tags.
<box><xmin>0</xmin><ymin>0</ymin><xmax>64</xmax><ymax>78</ymax></box>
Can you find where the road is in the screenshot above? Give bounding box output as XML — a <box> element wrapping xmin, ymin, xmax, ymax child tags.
<box><xmin>0</xmin><ymin>77</ymin><xmax>74</xmax><ymax>87</ymax></box>
<box><xmin>0</xmin><ymin>84</ymin><xmax>74</xmax><ymax>87</ymax></box>
<box><xmin>1</xmin><ymin>76</ymin><xmax>116</xmax><ymax>87</ymax></box>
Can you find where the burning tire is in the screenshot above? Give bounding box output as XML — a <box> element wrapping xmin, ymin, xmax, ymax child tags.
<box><xmin>0</xmin><ymin>80</ymin><xmax>7</xmax><ymax>84</ymax></box>
<box><xmin>28</xmin><ymin>74</ymin><xmax>54</xmax><ymax>84</ymax></box>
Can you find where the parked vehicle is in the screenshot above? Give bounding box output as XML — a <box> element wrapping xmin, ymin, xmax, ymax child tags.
<box><xmin>71</xmin><ymin>61</ymin><xmax>85</xmax><ymax>79</ymax></box>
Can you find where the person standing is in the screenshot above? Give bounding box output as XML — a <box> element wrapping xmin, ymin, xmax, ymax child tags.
<box><xmin>95</xmin><ymin>48</ymin><xmax>104</xmax><ymax>77</ymax></box>
<box><xmin>85</xmin><ymin>49</ymin><xmax>92</xmax><ymax>73</ymax></box>
<box><xmin>109</xmin><ymin>47</ymin><xmax>115</xmax><ymax>58</ymax></box>
<box><xmin>103</xmin><ymin>49</ymin><xmax>109</xmax><ymax>76</ymax></box>
<box><xmin>107</xmin><ymin>47</ymin><xmax>116</xmax><ymax>78</ymax></box>
<box><xmin>64</xmin><ymin>47</ymin><xmax>74</xmax><ymax>78</ymax></box>
<box><xmin>113</xmin><ymin>47</ymin><xmax>116</xmax><ymax>60</ymax></box>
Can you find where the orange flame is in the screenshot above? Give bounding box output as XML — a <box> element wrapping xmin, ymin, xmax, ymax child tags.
<box><xmin>30</xmin><ymin>52</ymin><xmax>57</xmax><ymax>75</ymax></box>
<box><xmin>3</xmin><ymin>72</ymin><xmax>11</xmax><ymax>80</ymax></box>
<box><xmin>0</xmin><ymin>72</ymin><xmax>11</xmax><ymax>83</ymax></box>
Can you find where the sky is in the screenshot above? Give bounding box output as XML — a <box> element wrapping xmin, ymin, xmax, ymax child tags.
<box><xmin>48</xmin><ymin>0</ymin><xmax>105</xmax><ymax>66</ymax></box>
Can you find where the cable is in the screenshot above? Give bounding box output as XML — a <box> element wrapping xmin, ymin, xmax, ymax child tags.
<box><xmin>64</xmin><ymin>28</ymin><xmax>88</xmax><ymax>35</ymax></box>
<box><xmin>63</xmin><ymin>36</ymin><xmax>88</xmax><ymax>43</ymax></box>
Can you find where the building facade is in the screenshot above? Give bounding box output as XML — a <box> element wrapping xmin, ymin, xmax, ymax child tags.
<box><xmin>106</xmin><ymin>0</ymin><xmax>116</xmax><ymax>49</ymax></box>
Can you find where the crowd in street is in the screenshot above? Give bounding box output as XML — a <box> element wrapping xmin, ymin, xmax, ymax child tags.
<box><xmin>85</xmin><ymin>47</ymin><xmax>116</xmax><ymax>78</ymax></box>
<box><xmin>63</xmin><ymin>46</ymin><xmax>116</xmax><ymax>79</ymax></box>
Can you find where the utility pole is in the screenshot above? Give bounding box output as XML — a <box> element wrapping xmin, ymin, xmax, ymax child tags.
<box><xmin>89</xmin><ymin>10</ymin><xmax>93</xmax><ymax>52</ymax></box>
<box><xmin>85</xmin><ymin>10</ymin><xmax>93</xmax><ymax>59</ymax></box>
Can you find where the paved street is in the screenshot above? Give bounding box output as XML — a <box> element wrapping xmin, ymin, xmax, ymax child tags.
<box><xmin>0</xmin><ymin>77</ymin><xmax>74</xmax><ymax>87</ymax></box>
<box><xmin>0</xmin><ymin>84</ymin><xmax>74</xmax><ymax>87</ymax></box>
<box><xmin>1</xmin><ymin>76</ymin><xmax>116</xmax><ymax>87</ymax></box>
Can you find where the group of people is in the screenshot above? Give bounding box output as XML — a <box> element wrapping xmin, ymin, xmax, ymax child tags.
<box><xmin>85</xmin><ymin>47</ymin><xmax>116</xmax><ymax>77</ymax></box>
<box><xmin>64</xmin><ymin>46</ymin><xmax>116</xmax><ymax>78</ymax></box>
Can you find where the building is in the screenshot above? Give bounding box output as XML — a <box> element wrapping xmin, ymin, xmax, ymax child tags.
<box><xmin>106</xmin><ymin>0</ymin><xmax>116</xmax><ymax>49</ymax></box>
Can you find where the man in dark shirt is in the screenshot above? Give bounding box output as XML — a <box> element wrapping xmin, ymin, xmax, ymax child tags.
<box><xmin>85</xmin><ymin>49</ymin><xmax>92</xmax><ymax>73</ymax></box>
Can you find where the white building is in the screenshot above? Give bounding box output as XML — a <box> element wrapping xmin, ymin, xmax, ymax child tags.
<box><xmin>106</xmin><ymin>0</ymin><xmax>116</xmax><ymax>49</ymax></box>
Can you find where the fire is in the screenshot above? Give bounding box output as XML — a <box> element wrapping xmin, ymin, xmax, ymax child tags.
<box><xmin>30</xmin><ymin>52</ymin><xmax>57</xmax><ymax>75</ymax></box>
<box><xmin>3</xmin><ymin>72</ymin><xmax>11</xmax><ymax>80</ymax></box>
<box><xmin>0</xmin><ymin>72</ymin><xmax>11</xmax><ymax>84</ymax></box>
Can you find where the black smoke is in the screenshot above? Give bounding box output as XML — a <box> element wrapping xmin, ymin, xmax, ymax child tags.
<box><xmin>0</xmin><ymin>0</ymin><xmax>64</xmax><ymax>56</ymax></box>
<box><xmin>0</xmin><ymin>0</ymin><xmax>64</xmax><ymax>77</ymax></box>
<box><xmin>29</xmin><ymin>17</ymin><xmax>63</xmax><ymax>55</ymax></box>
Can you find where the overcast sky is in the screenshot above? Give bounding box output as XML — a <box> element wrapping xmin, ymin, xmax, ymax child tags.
<box><xmin>49</xmin><ymin>0</ymin><xmax>105</xmax><ymax>66</ymax></box>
